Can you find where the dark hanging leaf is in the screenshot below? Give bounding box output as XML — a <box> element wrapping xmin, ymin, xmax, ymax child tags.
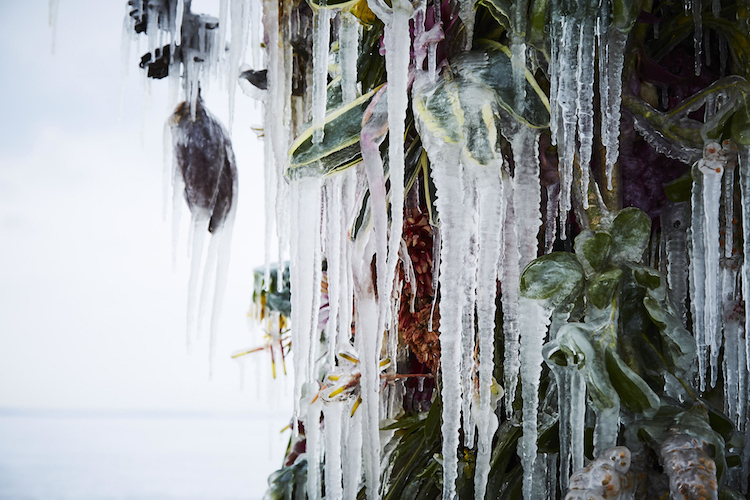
<box><xmin>169</xmin><ymin>99</ymin><xmax>237</xmax><ymax>233</ymax></box>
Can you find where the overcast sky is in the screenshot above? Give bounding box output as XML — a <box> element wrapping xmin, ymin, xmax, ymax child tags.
<box><xmin>0</xmin><ymin>1</ymin><xmax>290</xmax><ymax>415</ymax></box>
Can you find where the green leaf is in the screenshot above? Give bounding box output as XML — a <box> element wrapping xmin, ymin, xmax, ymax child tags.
<box><xmin>664</xmin><ymin>173</ymin><xmax>693</xmax><ymax>202</ymax></box>
<box><xmin>288</xmin><ymin>85</ymin><xmax>382</xmax><ymax>179</ymax></box>
<box><xmin>574</xmin><ymin>230</ymin><xmax>613</xmax><ymax>277</ymax></box>
<box><xmin>731</xmin><ymin>103</ymin><xmax>750</xmax><ymax>146</ymax></box>
<box><xmin>604</xmin><ymin>347</ymin><xmax>660</xmax><ymax>416</ymax></box>
<box><xmin>588</xmin><ymin>268</ymin><xmax>623</xmax><ymax>310</ymax></box>
<box><xmin>609</xmin><ymin>208</ymin><xmax>651</xmax><ymax>263</ymax></box>
<box><xmin>520</xmin><ymin>252</ymin><xmax>585</xmax><ymax>307</ymax></box>
<box><xmin>643</xmin><ymin>295</ymin><xmax>696</xmax><ymax>375</ymax></box>
<box><xmin>306</xmin><ymin>0</ymin><xmax>360</xmax><ymax>10</ymax></box>
<box><xmin>632</xmin><ymin>266</ymin><xmax>661</xmax><ymax>290</ymax></box>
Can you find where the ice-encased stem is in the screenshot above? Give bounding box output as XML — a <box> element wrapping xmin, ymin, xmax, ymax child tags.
<box><xmin>518</xmin><ymin>297</ymin><xmax>552</xmax><ymax>500</ymax></box>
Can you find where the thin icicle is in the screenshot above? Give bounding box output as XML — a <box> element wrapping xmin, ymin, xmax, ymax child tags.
<box><xmin>290</xmin><ymin>176</ymin><xmax>324</xmax><ymax>420</ymax></box>
<box><xmin>689</xmin><ymin>164</ymin><xmax>708</xmax><ymax>390</ymax></box>
<box><xmin>473</xmin><ymin>163</ymin><xmax>505</xmax><ymax>499</ymax></box>
<box><xmin>604</xmin><ymin>29</ymin><xmax>627</xmax><ymax>190</ymax></box>
<box><xmin>458</xmin><ymin>0</ymin><xmax>475</xmax><ymax>49</ymax></box>
<box><xmin>502</xmin><ymin>177</ymin><xmax>522</xmax><ymax>416</ymax></box>
<box><xmin>739</xmin><ymin>145</ymin><xmax>750</xmax><ymax>373</ymax></box>
<box><xmin>323</xmin><ymin>402</ymin><xmax>344</xmax><ymax>500</ymax></box>
<box><xmin>544</xmin><ymin>183</ymin><xmax>560</xmax><ymax>253</ymax></box>
<box><xmin>354</xmin><ymin>269</ymin><xmax>381</xmax><ymax>499</ymax></box>
<box><xmin>339</xmin><ymin>11</ymin><xmax>359</xmax><ymax>103</ymax></box>
<box><xmin>312</xmin><ymin>7</ymin><xmax>332</xmax><ymax>143</ymax></box>
<box><xmin>325</xmin><ymin>176</ymin><xmax>345</xmax><ymax>367</ymax></box>
<box><xmin>693</xmin><ymin>0</ymin><xmax>703</xmax><ymax>76</ymax></box>
<box><xmin>556</xmin><ymin>17</ymin><xmax>579</xmax><ymax>236</ymax></box>
<box><xmin>306</xmin><ymin>394</ymin><xmax>323</xmax><ymax>500</ymax></box>
<box><xmin>186</xmin><ymin>215</ymin><xmax>210</xmax><ymax>348</ymax></box>
<box><xmin>461</xmin><ymin>170</ymin><xmax>479</xmax><ymax>448</ymax></box>
<box><xmin>342</xmin><ymin>398</ymin><xmax>363</xmax><ymax>499</ymax></box>
<box><xmin>518</xmin><ymin>297</ymin><xmax>552</xmax><ymax>500</ymax></box>
<box><xmin>227</xmin><ymin>0</ymin><xmax>251</xmax><ymax>129</ymax></box>
<box><xmin>49</xmin><ymin>0</ymin><xmax>61</xmax><ymax>53</ymax></box>
<box><xmin>699</xmin><ymin>146</ymin><xmax>724</xmax><ymax>388</ymax></box>
<box><xmin>511</xmin><ymin>37</ymin><xmax>526</xmax><ymax>117</ymax></box>
<box><xmin>511</xmin><ymin>127</ymin><xmax>542</xmax><ymax>269</ymax></box>
<box><xmin>576</xmin><ymin>19</ymin><xmax>595</xmax><ymax>209</ymax></box>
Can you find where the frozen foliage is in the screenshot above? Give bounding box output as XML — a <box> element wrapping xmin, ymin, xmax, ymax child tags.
<box><xmin>120</xmin><ymin>0</ymin><xmax>750</xmax><ymax>498</ymax></box>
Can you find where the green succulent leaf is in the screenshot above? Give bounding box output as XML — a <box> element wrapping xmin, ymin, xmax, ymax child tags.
<box><xmin>643</xmin><ymin>295</ymin><xmax>696</xmax><ymax>375</ymax></box>
<box><xmin>664</xmin><ymin>173</ymin><xmax>693</xmax><ymax>202</ymax></box>
<box><xmin>587</xmin><ymin>268</ymin><xmax>623</xmax><ymax>310</ymax></box>
<box><xmin>612</xmin><ymin>0</ymin><xmax>638</xmax><ymax>32</ymax></box>
<box><xmin>288</xmin><ymin>85</ymin><xmax>382</xmax><ymax>179</ymax></box>
<box><xmin>609</xmin><ymin>207</ymin><xmax>651</xmax><ymax>263</ymax></box>
<box><xmin>574</xmin><ymin>230</ymin><xmax>613</xmax><ymax>277</ymax></box>
<box><xmin>520</xmin><ymin>252</ymin><xmax>585</xmax><ymax>307</ymax></box>
<box><xmin>604</xmin><ymin>347</ymin><xmax>660</xmax><ymax>416</ymax></box>
<box><xmin>632</xmin><ymin>266</ymin><xmax>661</xmax><ymax>290</ymax></box>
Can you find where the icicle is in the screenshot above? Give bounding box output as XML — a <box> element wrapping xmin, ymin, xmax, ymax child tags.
<box><xmin>49</xmin><ymin>0</ymin><xmax>61</xmax><ymax>53</ymax></box>
<box><xmin>556</xmin><ymin>17</ymin><xmax>579</xmax><ymax>236</ymax></box>
<box><xmin>342</xmin><ymin>398</ymin><xmax>363</xmax><ymax>499</ymax></box>
<box><xmin>312</xmin><ymin>7</ymin><xmax>332</xmax><ymax>143</ymax></box>
<box><xmin>186</xmin><ymin>215</ymin><xmax>210</xmax><ymax>347</ymax></box>
<box><xmin>502</xmin><ymin>178</ymin><xmax>522</xmax><ymax>416</ymax></box>
<box><xmin>325</xmin><ymin>176</ymin><xmax>345</xmax><ymax>367</ymax></box>
<box><xmin>416</xmin><ymin>120</ymin><xmax>467</xmax><ymax>498</ymax></box>
<box><xmin>458</xmin><ymin>0</ymin><xmax>475</xmax><ymax>49</ymax></box>
<box><xmin>368</xmin><ymin>0</ymin><xmax>413</xmax><ymax>344</ymax></box>
<box><xmin>576</xmin><ymin>19</ymin><xmax>595</xmax><ymax>209</ymax></box>
<box><xmin>428</xmin><ymin>226</ymin><xmax>441</xmax><ymax>332</ymax></box>
<box><xmin>227</xmin><ymin>0</ymin><xmax>251</xmax><ymax>129</ymax></box>
<box><xmin>518</xmin><ymin>296</ymin><xmax>552</xmax><ymax>500</ymax></box>
<box><xmin>339</xmin><ymin>11</ymin><xmax>359</xmax><ymax>103</ymax></box>
<box><xmin>689</xmin><ymin>165</ymin><xmax>708</xmax><ymax>390</ymax></box>
<box><xmin>739</xmin><ymin>145</ymin><xmax>750</xmax><ymax>373</ymax></box>
<box><xmin>461</xmin><ymin>171</ymin><xmax>479</xmax><ymax>448</ymax></box>
<box><xmin>723</xmin><ymin>266</ymin><xmax>742</xmax><ymax>426</ymax></box>
<box><xmin>544</xmin><ymin>183</ymin><xmax>560</xmax><ymax>253</ymax></box>
<box><xmin>511</xmin><ymin>38</ymin><xmax>527</xmax><ymax>116</ymax></box>
<box><xmin>549</xmin><ymin>13</ymin><xmax>561</xmax><ymax>147</ymax></box>
<box><xmin>473</xmin><ymin>164</ymin><xmax>505</xmax><ymax>500</ymax></box>
<box><xmin>306</xmin><ymin>394</ymin><xmax>323</xmax><ymax>500</ymax></box>
<box><xmin>354</xmin><ymin>269</ymin><xmax>381</xmax><ymax>499</ymax></box>
<box><xmin>289</xmin><ymin>176</ymin><xmax>324</xmax><ymax>419</ymax></box>
<box><xmin>700</xmin><ymin>147</ymin><xmax>724</xmax><ymax>388</ymax></box>
<box><xmin>218</xmin><ymin>0</ymin><xmax>230</xmax><ymax>67</ymax></box>
<box><xmin>511</xmin><ymin>127</ymin><xmax>542</xmax><ymax>269</ymax></box>
<box><xmin>323</xmin><ymin>401</ymin><xmax>344</xmax><ymax>500</ymax></box>
<box><xmin>693</xmin><ymin>0</ymin><xmax>703</xmax><ymax>76</ymax></box>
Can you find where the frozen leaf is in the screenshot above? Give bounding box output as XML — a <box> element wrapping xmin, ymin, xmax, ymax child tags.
<box><xmin>520</xmin><ymin>253</ymin><xmax>585</xmax><ymax>307</ymax></box>
<box><xmin>587</xmin><ymin>268</ymin><xmax>622</xmax><ymax>310</ymax></box>
<box><xmin>604</xmin><ymin>347</ymin><xmax>660</xmax><ymax>416</ymax></box>
<box><xmin>609</xmin><ymin>208</ymin><xmax>651</xmax><ymax>264</ymax></box>
<box><xmin>574</xmin><ymin>230</ymin><xmax>613</xmax><ymax>277</ymax></box>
